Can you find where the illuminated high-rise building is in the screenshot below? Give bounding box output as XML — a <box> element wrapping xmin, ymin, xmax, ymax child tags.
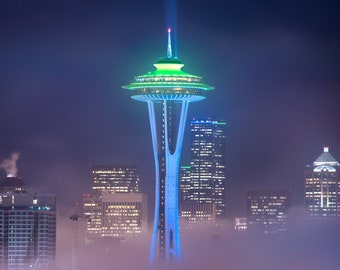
<box><xmin>179</xmin><ymin>166</ymin><xmax>216</xmax><ymax>227</ymax></box>
<box><xmin>247</xmin><ymin>190</ymin><xmax>291</xmax><ymax>233</ymax></box>
<box><xmin>305</xmin><ymin>147</ymin><xmax>340</xmax><ymax>219</ymax></box>
<box><xmin>123</xmin><ymin>29</ymin><xmax>213</xmax><ymax>264</ymax></box>
<box><xmin>180</xmin><ymin>119</ymin><xmax>227</xmax><ymax>219</ymax></box>
<box><xmin>179</xmin><ymin>202</ymin><xmax>215</xmax><ymax>229</ymax></box>
<box><xmin>234</xmin><ymin>217</ymin><xmax>247</xmax><ymax>231</ymax></box>
<box><xmin>179</xmin><ymin>166</ymin><xmax>191</xmax><ymax>202</ymax></box>
<box><xmin>0</xmin><ymin>177</ymin><xmax>56</xmax><ymax>270</ymax></box>
<box><xmin>83</xmin><ymin>165</ymin><xmax>147</xmax><ymax>240</ymax></box>
<box><xmin>84</xmin><ymin>192</ymin><xmax>147</xmax><ymax>239</ymax></box>
<box><xmin>91</xmin><ymin>165</ymin><xmax>140</xmax><ymax>194</ymax></box>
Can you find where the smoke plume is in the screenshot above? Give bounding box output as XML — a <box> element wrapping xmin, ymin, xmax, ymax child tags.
<box><xmin>0</xmin><ymin>152</ymin><xmax>20</xmax><ymax>177</ymax></box>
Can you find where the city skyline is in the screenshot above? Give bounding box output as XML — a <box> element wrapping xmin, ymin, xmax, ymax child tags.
<box><xmin>0</xmin><ymin>1</ymin><xmax>339</xmax><ymax>269</ymax></box>
<box><xmin>0</xmin><ymin>0</ymin><xmax>339</xmax><ymax>217</ymax></box>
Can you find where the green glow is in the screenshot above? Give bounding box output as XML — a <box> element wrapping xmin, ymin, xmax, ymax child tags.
<box><xmin>212</xmin><ymin>121</ymin><xmax>227</xmax><ymax>125</ymax></box>
<box><xmin>123</xmin><ymin>58</ymin><xmax>214</xmax><ymax>93</ymax></box>
<box><xmin>125</xmin><ymin>82</ymin><xmax>212</xmax><ymax>90</ymax></box>
<box><xmin>154</xmin><ymin>63</ymin><xmax>184</xmax><ymax>72</ymax></box>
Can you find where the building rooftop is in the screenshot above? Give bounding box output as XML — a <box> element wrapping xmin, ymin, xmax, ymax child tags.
<box><xmin>313</xmin><ymin>147</ymin><xmax>339</xmax><ymax>166</ymax></box>
<box><xmin>0</xmin><ymin>176</ymin><xmax>26</xmax><ymax>189</ymax></box>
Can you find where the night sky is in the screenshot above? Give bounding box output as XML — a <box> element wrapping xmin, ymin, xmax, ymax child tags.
<box><xmin>0</xmin><ymin>0</ymin><xmax>339</xmax><ymax>217</ymax></box>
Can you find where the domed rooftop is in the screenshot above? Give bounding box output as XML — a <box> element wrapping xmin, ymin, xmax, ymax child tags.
<box><xmin>313</xmin><ymin>147</ymin><xmax>339</xmax><ymax>166</ymax></box>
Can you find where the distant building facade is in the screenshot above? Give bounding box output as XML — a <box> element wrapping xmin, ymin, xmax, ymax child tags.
<box><xmin>305</xmin><ymin>147</ymin><xmax>340</xmax><ymax>219</ymax></box>
<box><xmin>179</xmin><ymin>202</ymin><xmax>215</xmax><ymax>228</ymax></box>
<box><xmin>179</xmin><ymin>119</ymin><xmax>227</xmax><ymax>221</ymax></box>
<box><xmin>234</xmin><ymin>217</ymin><xmax>247</xmax><ymax>231</ymax></box>
<box><xmin>91</xmin><ymin>165</ymin><xmax>140</xmax><ymax>194</ymax></box>
<box><xmin>0</xmin><ymin>177</ymin><xmax>56</xmax><ymax>270</ymax></box>
<box><xmin>83</xmin><ymin>165</ymin><xmax>147</xmax><ymax>240</ymax></box>
<box><xmin>247</xmin><ymin>190</ymin><xmax>291</xmax><ymax>233</ymax></box>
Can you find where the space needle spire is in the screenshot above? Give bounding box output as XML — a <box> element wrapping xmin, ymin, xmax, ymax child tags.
<box><xmin>123</xmin><ymin>29</ymin><xmax>214</xmax><ymax>267</ymax></box>
<box><xmin>167</xmin><ymin>28</ymin><xmax>172</xmax><ymax>58</ymax></box>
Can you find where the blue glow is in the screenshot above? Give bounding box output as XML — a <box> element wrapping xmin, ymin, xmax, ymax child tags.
<box><xmin>148</xmin><ymin>101</ymin><xmax>160</xmax><ymax>265</ymax></box>
<box><xmin>148</xmin><ymin>100</ymin><xmax>188</xmax><ymax>265</ymax></box>
<box><xmin>123</xmin><ymin>29</ymin><xmax>213</xmax><ymax>267</ymax></box>
<box><xmin>38</xmin><ymin>206</ymin><xmax>51</xmax><ymax>211</ymax></box>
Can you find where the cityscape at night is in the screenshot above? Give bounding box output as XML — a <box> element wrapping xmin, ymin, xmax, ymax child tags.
<box><xmin>0</xmin><ymin>0</ymin><xmax>339</xmax><ymax>269</ymax></box>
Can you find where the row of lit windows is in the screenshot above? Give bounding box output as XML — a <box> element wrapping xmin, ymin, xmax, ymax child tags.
<box><xmin>93</xmin><ymin>168</ymin><xmax>137</xmax><ymax>173</ymax></box>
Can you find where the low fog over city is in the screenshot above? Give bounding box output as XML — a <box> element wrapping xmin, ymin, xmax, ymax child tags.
<box><xmin>0</xmin><ymin>0</ymin><xmax>339</xmax><ymax>269</ymax></box>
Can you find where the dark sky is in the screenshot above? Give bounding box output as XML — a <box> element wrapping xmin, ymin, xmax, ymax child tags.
<box><xmin>0</xmin><ymin>0</ymin><xmax>339</xmax><ymax>215</ymax></box>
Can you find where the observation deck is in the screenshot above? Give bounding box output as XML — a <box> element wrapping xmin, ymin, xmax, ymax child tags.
<box><xmin>123</xmin><ymin>57</ymin><xmax>213</xmax><ymax>102</ymax></box>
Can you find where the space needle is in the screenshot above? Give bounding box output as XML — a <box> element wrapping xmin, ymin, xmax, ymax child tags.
<box><xmin>123</xmin><ymin>29</ymin><xmax>213</xmax><ymax>266</ymax></box>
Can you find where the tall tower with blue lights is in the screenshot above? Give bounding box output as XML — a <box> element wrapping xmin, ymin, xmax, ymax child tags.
<box><xmin>123</xmin><ymin>29</ymin><xmax>213</xmax><ymax>265</ymax></box>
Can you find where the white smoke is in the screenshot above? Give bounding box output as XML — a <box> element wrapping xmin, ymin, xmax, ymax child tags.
<box><xmin>0</xmin><ymin>152</ymin><xmax>20</xmax><ymax>177</ymax></box>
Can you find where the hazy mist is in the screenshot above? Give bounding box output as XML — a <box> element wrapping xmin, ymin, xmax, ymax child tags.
<box><xmin>55</xmin><ymin>208</ymin><xmax>339</xmax><ymax>270</ymax></box>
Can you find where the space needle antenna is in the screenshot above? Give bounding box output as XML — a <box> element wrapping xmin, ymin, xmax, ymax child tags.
<box><xmin>167</xmin><ymin>27</ymin><xmax>172</xmax><ymax>58</ymax></box>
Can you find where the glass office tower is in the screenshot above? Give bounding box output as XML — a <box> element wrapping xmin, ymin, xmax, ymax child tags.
<box><xmin>247</xmin><ymin>189</ymin><xmax>291</xmax><ymax>233</ymax></box>
<box><xmin>189</xmin><ymin>119</ymin><xmax>227</xmax><ymax>218</ymax></box>
<box><xmin>0</xmin><ymin>177</ymin><xmax>56</xmax><ymax>270</ymax></box>
<box><xmin>179</xmin><ymin>119</ymin><xmax>227</xmax><ymax>221</ymax></box>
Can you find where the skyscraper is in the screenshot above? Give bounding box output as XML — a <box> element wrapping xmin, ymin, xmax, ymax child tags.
<box><xmin>234</xmin><ymin>217</ymin><xmax>247</xmax><ymax>231</ymax></box>
<box><xmin>247</xmin><ymin>190</ymin><xmax>291</xmax><ymax>234</ymax></box>
<box><xmin>123</xmin><ymin>29</ymin><xmax>213</xmax><ymax>264</ymax></box>
<box><xmin>305</xmin><ymin>147</ymin><xmax>340</xmax><ymax>219</ymax></box>
<box><xmin>179</xmin><ymin>166</ymin><xmax>191</xmax><ymax>202</ymax></box>
<box><xmin>0</xmin><ymin>177</ymin><xmax>56</xmax><ymax>270</ymax></box>
<box><xmin>91</xmin><ymin>165</ymin><xmax>140</xmax><ymax>194</ymax></box>
<box><xmin>83</xmin><ymin>165</ymin><xmax>147</xmax><ymax>240</ymax></box>
<box><xmin>179</xmin><ymin>202</ymin><xmax>215</xmax><ymax>229</ymax></box>
<box><xmin>180</xmin><ymin>119</ymin><xmax>227</xmax><ymax>218</ymax></box>
<box><xmin>179</xmin><ymin>166</ymin><xmax>216</xmax><ymax>227</ymax></box>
